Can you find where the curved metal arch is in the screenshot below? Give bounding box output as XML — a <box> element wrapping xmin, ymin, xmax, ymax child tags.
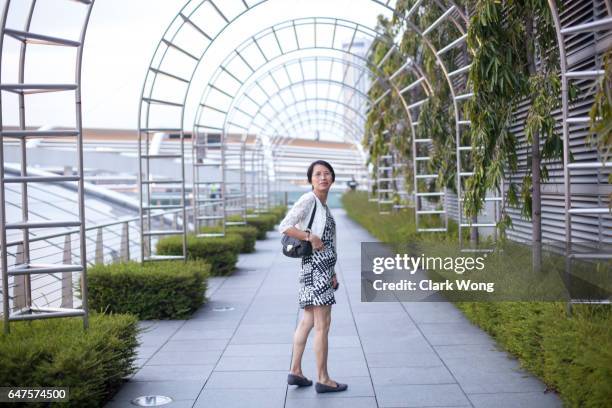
<box><xmin>546</xmin><ymin>0</ymin><xmax>612</xmax><ymax>309</ymax></box>
<box><xmin>250</xmin><ymin>96</ymin><xmax>368</xmax><ymax>144</ymax></box>
<box><xmin>215</xmin><ymin>47</ymin><xmax>431</xmax><ymax>163</ymax></box>
<box><xmin>141</xmin><ymin>0</ymin><xmax>467</xmax><ymax>147</ymax></box>
<box><xmin>140</xmin><ymin>0</ymin><xmax>474</xmax><ymax>258</ymax></box>
<box><xmin>194</xmin><ymin>18</ymin><xmax>425</xmax><ymax>134</ymax></box>
<box><xmin>216</xmin><ymin>19</ymin><xmax>469</xmax><ymax>153</ymax></box>
<box><xmin>235</xmin><ymin>49</ymin><xmax>435</xmax><ymax>205</ymax></box>
<box><xmin>220</xmin><ymin>55</ymin><xmax>377</xmax><ymax>137</ymax></box>
<box><xmin>262</xmin><ymin>108</ymin><xmax>366</xmax><ymax>144</ymax></box>
<box><xmin>218</xmin><ymin>58</ymin><xmax>376</xmax><ymax>155</ymax></box>
<box><xmin>231</xmin><ymin>77</ymin><xmax>370</xmax><ymax>137</ymax></box>
<box><xmin>391</xmin><ymin>5</ymin><xmax>494</xmax><ymax>242</ymax></box>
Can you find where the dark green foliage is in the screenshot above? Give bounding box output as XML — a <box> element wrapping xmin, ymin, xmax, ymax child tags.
<box><xmin>0</xmin><ymin>313</ymin><xmax>139</xmax><ymax>408</ymax></box>
<box><xmin>269</xmin><ymin>205</ymin><xmax>288</xmax><ymax>223</ymax></box>
<box><xmin>464</xmin><ymin>0</ymin><xmax>563</xmax><ymax>229</ymax></box>
<box><xmin>229</xmin><ymin>213</ymin><xmax>276</xmax><ymax>239</ymax></box>
<box><xmin>200</xmin><ymin>225</ymin><xmax>258</xmax><ymax>253</ymax></box>
<box><xmin>88</xmin><ymin>260</ymin><xmax>209</xmax><ymax>319</ymax></box>
<box><xmin>589</xmin><ymin>51</ymin><xmax>612</xmax><ymax>200</ymax></box>
<box><xmin>156</xmin><ymin>234</ymin><xmax>242</xmax><ymax>275</ymax></box>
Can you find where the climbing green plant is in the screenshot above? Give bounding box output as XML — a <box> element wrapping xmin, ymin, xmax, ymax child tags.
<box><xmin>407</xmin><ymin>2</ymin><xmax>461</xmax><ymax>194</ymax></box>
<box><xmin>589</xmin><ymin>50</ymin><xmax>612</xmax><ymax>202</ymax></box>
<box><xmin>464</xmin><ymin>0</ymin><xmax>563</xmax><ymax>240</ymax></box>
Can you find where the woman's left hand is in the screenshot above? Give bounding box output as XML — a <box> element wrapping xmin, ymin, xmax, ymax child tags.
<box><xmin>332</xmin><ymin>275</ymin><xmax>339</xmax><ymax>290</ymax></box>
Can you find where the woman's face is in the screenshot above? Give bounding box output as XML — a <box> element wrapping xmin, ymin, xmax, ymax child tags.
<box><xmin>311</xmin><ymin>164</ymin><xmax>333</xmax><ymax>192</ymax></box>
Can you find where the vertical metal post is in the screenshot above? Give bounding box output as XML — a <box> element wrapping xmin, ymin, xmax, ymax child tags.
<box><xmin>61</xmin><ymin>234</ymin><xmax>73</xmax><ymax>309</ymax></box>
<box><xmin>14</xmin><ymin>243</ymin><xmax>25</xmax><ymax>310</ymax></box>
<box><xmin>120</xmin><ymin>222</ymin><xmax>130</xmax><ymax>261</ymax></box>
<box><xmin>95</xmin><ymin>228</ymin><xmax>103</xmax><ymax>264</ymax></box>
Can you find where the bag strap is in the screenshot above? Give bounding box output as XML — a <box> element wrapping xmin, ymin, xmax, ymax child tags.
<box><xmin>306</xmin><ymin>198</ymin><xmax>317</xmax><ymax>231</ymax></box>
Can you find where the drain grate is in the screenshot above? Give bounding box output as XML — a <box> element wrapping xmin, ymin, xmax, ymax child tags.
<box><xmin>212</xmin><ymin>306</ymin><xmax>235</xmax><ymax>312</ymax></box>
<box><xmin>131</xmin><ymin>395</ymin><xmax>173</xmax><ymax>406</ymax></box>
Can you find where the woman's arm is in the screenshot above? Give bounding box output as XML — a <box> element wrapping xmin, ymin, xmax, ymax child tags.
<box><xmin>283</xmin><ymin>226</ymin><xmax>310</xmax><ymax>241</ymax></box>
<box><xmin>284</xmin><ymin>226</ymin><xmax>324</xmax><ymax>250</ymax></box>
<box><xmin>278</xmin><ymin>193</ymin><xmax>312</xmax><ymax>234</ymax></box>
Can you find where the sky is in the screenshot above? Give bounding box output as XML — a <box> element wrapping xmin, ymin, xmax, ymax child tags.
<box><xmin>0</xmin><ymin>0</ymin><xmax>392</xmax><ymax>131</ymax></box>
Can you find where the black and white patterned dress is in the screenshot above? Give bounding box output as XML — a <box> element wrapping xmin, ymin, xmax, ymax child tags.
<box><xmin>299</xmin><ymin>204</ymin><xmax>336</xmax><ymax>308</ymax></box>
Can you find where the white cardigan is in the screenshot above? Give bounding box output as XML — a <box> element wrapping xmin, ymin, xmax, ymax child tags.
<box><xmin>278</xmin><ymin>192</ymin><xmax>334</xmax><ymax>245</ymax></box>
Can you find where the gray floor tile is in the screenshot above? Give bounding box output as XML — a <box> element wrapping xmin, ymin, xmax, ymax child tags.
<box><xmin>365</xmin><ymin>351</ymin><xmax>442</xmax><ymax>368</ymax></box>
<box><xmin>215</xmin><ymin>354</ymin><xmax>290</xmax><ymax>371</ymax></box>
<box><xmin>468</xmin><ymin>391</ymin><xmax>562</xmax><ymax>408</ymax></box>
<box><xmin>131</xmin><ymin>364</ymin><xmax>214</xmax><ymax>382</ymax></box>
<box><xmin>285</xmin><ymin>397</ymin><xmax>379</xmax><ymax>408</ymax></box>
<box><xmin>205</xmin><ymin>370</ymin><xmax>287</xmax><ymax>389</ymax></box>
<box><xmin>147</xmin><ymin>350</ymin><xmax>223</xmax><ymax>366</ymax></box>
<box><xmin>223</xmin><ymin>343</ymin><xmax>293</xmax><ymax>357</ymax></box>
<box><xmin>136</xmin><ymin>346</ymin><xmax>160</xmax><ymax>360</ymax></box>
<box><xmin>160</xmin><ymin>339</ymin><xmax>228</xmax><ymax>351</ymax></box>
<box><xmin>375</xmin><ymin>383</ymin><xmax>471</xmax><ymax>407</ymax></box>
<box><xmin>171</xmin><ymin>328</ymin><xmax>235</xmax><ymax>341</ymax></box>
<box><xmin>433</xmin><ymin>343</ymin><xmax>507</xmax><ymax>359</ymax></box>
<box><xmin>193</xmin><ymin>387</ymin><xmax>286</xmax><ymax>408</ymax></box>
<box><xmin>370</xmin><ymin>366</ymin><xmax>456</xmax><ymax>386</ymax></box>
<box><xmin>449</xmin><ymin>366</ymin><xmax>547</xmax><ymax>394</ymax></box>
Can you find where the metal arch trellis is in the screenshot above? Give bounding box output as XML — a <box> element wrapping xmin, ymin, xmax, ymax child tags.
<box><xmin>140</xmin><ymin>0</ymin><xmax>476</xmax><ymax>261</ymax></box>
<box><xmin>225</xmin><ymin>77</ymin><xmax>372</xmax><ymax>205</ymax></box>
<box><xmin>215</xmin><ymin>53</ymin><xmax>390</xmax><ymax>199</ymax></box>
<box><xmin>194</xmin><ymin>67</ymin><xmax>376</xmax><ymax>233</ymax></box>
<box><xmin>547</xmin><ymin>0</ymin><xmax>612</xmax><ymax>309</ymax></box>
<box><xmin>385</xmin><ymin>2</ymin><xmax>505</xmax><ymax>247</ymax></box>
<box><xmin>194</xmin><ymin>47</ymin><xmax>380</xmax><ymax>230</ymax></box>
<box><xmin>223</xmin><ymin>68</ymin><xmax>372</xmax><ymax>193</ymax></box>
<box><xmin>0</xmin><ymin>0</ymin><xmax>95</xmax><ymax>333</ymax></box>
<box><xmin>201</xmin><ymin>34</ymin><xmax>432</xmax><ymax>216</ymax></box>
<box><xmin>137</xmin><ymin>0</ymin><xmax>400</xmax><ymax>262</ymax></box>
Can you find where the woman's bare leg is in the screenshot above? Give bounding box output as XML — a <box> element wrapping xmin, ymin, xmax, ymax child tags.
<box><xmin>313</xmin><ymin>305</ymin><xmax>336</xmax><ymax>385</ymax></box>
<box><xmin>290</xmin><ymin>306</ymin><xmax>314</xmax><ymax>376</ymax></box>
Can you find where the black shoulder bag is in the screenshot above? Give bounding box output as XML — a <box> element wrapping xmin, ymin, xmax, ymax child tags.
<box><xmin>281</xmin><ymin>200</ymin><xmax>316</xmax><ymax>258</ymax></box>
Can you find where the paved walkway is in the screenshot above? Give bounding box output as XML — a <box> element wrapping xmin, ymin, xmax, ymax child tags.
<box><xmin>106</xmin><ymin>209</ymin><xmax>561</xmax><ymax>408</ymax></box>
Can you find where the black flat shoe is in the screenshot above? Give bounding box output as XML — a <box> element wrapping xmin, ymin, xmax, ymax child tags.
<box><xmin>315</xmin><ymin>382</ymin><xmax>348</xmax><ymax>393</ymax></box>
<box><xmin>287</xmin><ymin>373</ymin><xmax>313</xmax><ymax>387</ymax></box>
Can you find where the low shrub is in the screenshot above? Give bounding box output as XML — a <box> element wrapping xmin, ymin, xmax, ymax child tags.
<box><xmin>269</xmin><ymin>205</ymin><xmax>288</xmax><ymax>223</ymax></box>
<box><xmin>88</xmin><ymin>260</ymin><xmax>209</xmax><ymax>320</ymax></box>
<box><xmin>200</xmin><ymin>225</ymin><xmax>258</xmax><ymax>253</ymax></box>
<box><xmin>0</xmin><ymin>313</ymin><xmax>139</xmax><ymax>408</ymax></box>
<box><xmin>156</xmin><ymin>234</ymin><xmax>242</xmax><ymax>275</ymax></box>
<box><xmin>228</xmin><ymin>214</ymin><xmax>276</xmax><ymax>239</ymax></box>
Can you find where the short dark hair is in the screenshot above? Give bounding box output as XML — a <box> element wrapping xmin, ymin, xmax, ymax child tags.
<box><xmin>307</xmin><ymin>160</ymin><xmax>335</xmax><ymax>183</ymax></box>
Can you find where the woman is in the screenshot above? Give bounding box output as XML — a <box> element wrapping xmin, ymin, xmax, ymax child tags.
<box><xmin>278</xmin><ymin>160</ymin><xmax>348</xmax><ymax>393</ymax></box>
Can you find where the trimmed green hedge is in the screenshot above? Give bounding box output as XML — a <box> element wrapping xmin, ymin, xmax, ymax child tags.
<box><xmin>228</xmin><ymin>214</ymin><xmax>276</xmax><ymax>240</ymax></box>
<box><xmin>200</xmin><ymin>225</ymin><xmax>259</xmax><ymax>253</ymax></box>
<box><xmin>342</xmin><ymin>191</ymin><xmax>612</xmax><ymax>407</ymax></box>
<box><xmin>269</xmin><ymin>205</ymin><xmax>288</xmax><ymax>223</ymax></box>
<box><xmin>157</xmin><ymin>234</ymin><xmax>242</xmax><ymax>276</ymax></box>
<box><xmin>0</xmin><ymin>313</ymin><xmax>139</xmax><ymax>408</ymax></box>
<box><xmin>88</xmin><ymin>260</ymin><xmax>209</xmax><ymax>320</ymax></box>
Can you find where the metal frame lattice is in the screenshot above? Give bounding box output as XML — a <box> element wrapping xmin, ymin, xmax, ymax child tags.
<box><xmin>0</xmin><ymin>0</ymin><xmax>95</xmax><ymax>333</ymax></box>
